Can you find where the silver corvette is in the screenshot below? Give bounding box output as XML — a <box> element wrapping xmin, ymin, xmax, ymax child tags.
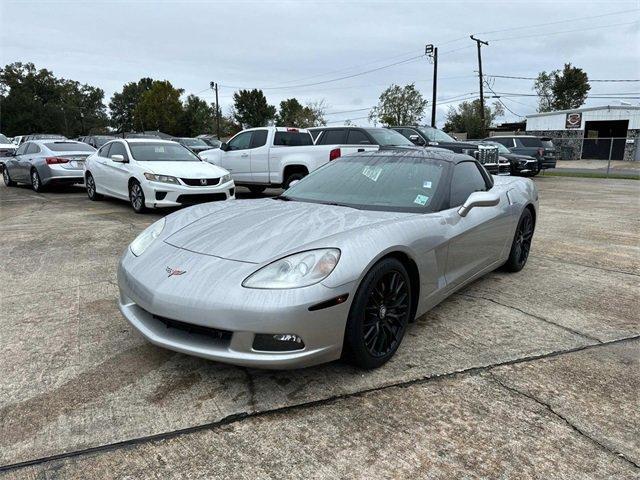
<box><xmin>118</xmin><ymin>149</ymin><xmax>538</xmax><ymax>369</ymax></box>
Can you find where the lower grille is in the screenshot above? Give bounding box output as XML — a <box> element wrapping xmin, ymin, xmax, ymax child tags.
<box><xmin>153</xmin><ymin>314</ymin><xmax>232</xmax><ymax>344</ymax></box>
<box><xmin>176</xmin><ymin>193</ymin><xmax>227</xmax><ymax>204</ymax></box>
<box><xmin>181</xmin><ymin>177</ymin><xmax>220</xmax><ymax>186</ymax></box>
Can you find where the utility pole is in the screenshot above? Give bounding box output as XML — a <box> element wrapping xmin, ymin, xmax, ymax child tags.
<box><xmin>426</xmin><ymin>44</ymin><xmax>438</xmax><ymax>127</ymax></box>
<box><xmin>470</xmin><ymin>35</ymin><xmax>489</xmax><ymax>132</ymax></box>
<box><xmin>210</xmin><ymin>81</ymin><xmax>221</xmax><ymax>138</ymax></box>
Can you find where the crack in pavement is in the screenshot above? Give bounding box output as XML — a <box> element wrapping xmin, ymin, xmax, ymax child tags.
<box><xmin>534</xmin><ymin>254</ymin><xmax>640</xmax><ymax>278</ymax></box>
<box><xmin>487</xmin><ymin>372</ymin><xmax>640</xmax><ymax>470</ymax></box>
<box><xmin>456</xmin><ymin>292</ymin><xmax>604</xmax><ymax>344</ymax></box>
<box><xmin>1</xmin><ymin>335</ymin><xmax>638</xmax><ymax>474</ymax></box>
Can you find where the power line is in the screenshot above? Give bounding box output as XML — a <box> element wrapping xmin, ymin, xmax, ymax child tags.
<box><xmin>485</xmin><ymin>74</ymin><xmax>640</xmax><ymax>83</ymax></box>
<box><xmin>484</xmin><ymin>81</ymin><xmax>524</xmax><ymax>118</ymax></box>
<box><xmin>488</xmin><ymin>20</ymin><xmax>639</xmax><ymax>42</ymax></box>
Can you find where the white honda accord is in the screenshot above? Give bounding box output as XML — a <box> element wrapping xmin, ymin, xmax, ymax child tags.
<box><xmin>84</xmin><ymin>138</ymin><xmax>235</xmax><ymax>212</ymax></box>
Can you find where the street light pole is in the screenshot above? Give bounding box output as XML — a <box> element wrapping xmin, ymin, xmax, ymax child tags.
<box><xmin>210</xmin><ymin>81</ymin><xmax>220</xmax><ymax>138</ymax></box>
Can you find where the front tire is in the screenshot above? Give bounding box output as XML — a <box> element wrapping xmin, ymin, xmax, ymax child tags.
<box><xmin>344</xmin><ymin>258</ymin><xmax>412</xmax><ymax>369</ymax></box>
<box><xmin>86</xmin><ymin>173</ymin><xmax>102</xmax><ymax>200</ymax></box>
<box><xmin>3</xmin><ymin>167</ymin><xmax>16</xmax><ymax>187</ymax></box>
<box><xmin>504</xmin><ymin>209</ymin><xmax>534</xmax><ymax>272</ymax></box>
<box><xmin>248</xmin><ymin>185</ymin><xmax>267</xmax><ymax>195</ymax></box>
<box><xmin>31</xmin><ymin>169</ymin><xmax>43</xmax><ymax>192</ymax></box>
<box><xmin>129</xmin><ymin>180</ymin><xmax>147</xmax><ymax>213</ymax></box>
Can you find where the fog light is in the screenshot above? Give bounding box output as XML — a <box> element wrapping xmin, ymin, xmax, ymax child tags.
<box><xmin>253</xmin><ymin>333</ymin><xmax>305</xmax><ymax>352</ymax></box>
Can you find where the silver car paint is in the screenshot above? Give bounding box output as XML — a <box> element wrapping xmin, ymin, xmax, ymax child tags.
<box><xmin>4</xmin><ymin>140</ymin><xmax>94</xmax><ymax>185</ymax></box>
<box><xmin>118</xmin><ymin>174</ymin><xmax>537</xmax><ymax>369</ymax></box>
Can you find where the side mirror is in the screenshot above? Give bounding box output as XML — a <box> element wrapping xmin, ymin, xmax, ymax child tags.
<box><xmin>409</xmin><ymin>134</ymin><xmax>425</xmax><ymax>146</ymax></box>
<box><xmin>111</xmin><ymin>154</ymin><xmax>125</xmax><ymax>163</ymax></box>
<box><xmin>288</xmin><ymin>179</ymin><xmax>300</xmax><ymax>188</ymax></box>
<box><xmin>220</xmin><ymin>142</ymin><xmax>229</xmax><ymax>151</ymax></box>
<box><xmin>458</xmin><ymin>191</ymin><xmax>500</xmax><ymax>217</ymax></box>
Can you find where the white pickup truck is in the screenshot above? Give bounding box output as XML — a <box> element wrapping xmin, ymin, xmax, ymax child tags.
<box><xmin>199</xmin><ymin>127</ymin><xmax>378</xmax><ymax>192</ymax></box>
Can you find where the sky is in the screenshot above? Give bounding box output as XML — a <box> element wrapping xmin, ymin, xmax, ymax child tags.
<box><xmin>1</xmin><ymin>0</ymin><xmax>639</xmax><ymax>128</ymax></box>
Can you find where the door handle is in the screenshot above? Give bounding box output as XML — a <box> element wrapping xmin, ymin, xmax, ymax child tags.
<box><xmin>241</xmin><ymin>153</ymin><xmax>249</xmax><ymax>157</ymax></box>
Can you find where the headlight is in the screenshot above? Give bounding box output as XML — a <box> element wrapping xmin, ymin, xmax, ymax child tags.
<box><xmin>220</xmin><ymin>173</ymin><xmax>232</xmax><ymax>184</ymax></box>
<box><xmin>130</xmin><ymin>217</ymin><xmax>166</xmax><ymax>256</ymax></box>
<box><xmin>144</xmin><ymin>173</ymin><xmax>179</xmax><ymax>184</ymax></box>
<box><xmin>242</xmin><ymin>248</ymin><xmax>340</xmax><ymax>289</ymax></box>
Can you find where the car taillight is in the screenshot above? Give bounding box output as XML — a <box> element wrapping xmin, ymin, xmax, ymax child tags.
<box><xmin>329</xmin><ymin>148</ymin><xmax>341</xmax><ymax>161</ymax></box>
<box><xmin>45</xmin><ymin>157</ymin><xmax>69</xmax><ymax>164</ymax></box>
<box><xmin>537</xmin><ymin>148</ymin><xmax>544</xmax><ymax>157</ymax></box>
<box><xmin>286</xmin><ymin>128</ymin><xmax>299</xmax><ymax>132</ymax></box>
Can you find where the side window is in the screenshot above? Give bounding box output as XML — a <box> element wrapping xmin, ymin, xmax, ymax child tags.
<box><xmin>493</xmin><ymin>138</ymin><xmax>514</xmax><ymax>148</ymax></box>
<box><xmin>98</xmin><ymin>143</ymin><xmax>112</xmax><ymax>158</ymax></box>
<box><xmin>450</xmin><ymin>162</ymin><xmax>488</xmax><ymax>208</ymax></box>
<box><xmin>15</xmin><ymin>143</ymin><xmax>28</xmax><ymax>155</ymax></box>
<box><xmin>227</xmin><ymin>132</ymin><xmax>252</xmax><ymax>151</ymax></box>
<box><xmin>25</xmin><ymin>143</ymin><xmax>40</xmax><ymax>154</ymax></box>
<box><xmin>346</xmin><ymin>130</ymin><xmax>372</xmax><ymax>145</ymax></box>
<box><xmin>108</xmin><ymin>142</ymin><xmax>128</xmax><ymax>160</ymax></box>
<box><xmin>318</xmin><ymin>129</ymin><xmax>347</xmax><ymax>145</ymax></box>
<box><xmin>249</xmin><ymin>130</ymin><xmax>268</xmax><ymax>148</ymax></box>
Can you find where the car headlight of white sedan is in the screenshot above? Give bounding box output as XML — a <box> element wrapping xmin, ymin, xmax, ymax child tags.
<box><xmin>242</xmin><ymin>248</ymin><xmax>340</xmax><ymax>289</ymax></box>
<box><xmin>130</xmin><ymin>217</ymin><xmax>166</xmax><ymax>256</ymax></box>
<box><xmin>143</xmin><ymin>173</ymin><xmax>180</xmax><ymax>184</ymax></box>
<box><xmin>220</xmin><ymin>173</ymin><xmax>232</xmax><ymax>184</ymax></box>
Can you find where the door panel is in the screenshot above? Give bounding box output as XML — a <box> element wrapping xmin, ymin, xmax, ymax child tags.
<box><xmin>220</xmin><ymin>131</ymin><xmax>253</xmax><ymax>182</ymax></box>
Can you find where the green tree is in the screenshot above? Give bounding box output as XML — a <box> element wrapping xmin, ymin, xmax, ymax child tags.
<box><xmin>275</xmin><ymin>98</ymin><xmax>326</xmax><ymax>127</ymax></box>
<box><xmin>231</xmin><ymin>89</ymin><xmax>276</xmax><ymax>128</ymax></box>
<box><xmin>368</xmin><ymin>83</ymin><xmax>428</xmax><ymax>126</ymax></box>
<box><xmin>0</xmin><ymin>62</ymin><xmax>108</xmax><ymax>137</ymax></box>
<box><xmin>534</xmin><ymin>63</ymin><xmax>590</xmax><ymax>112</ymax></box>
<box><xmin>443</xmin><ymin>99</ymin><xmax>504</xmax><ymax>138</ymax></box>
<box><xmin>180</xmin><ymin>95</ymin><xmax>215</xmax><ymax>136</ymax></box>
<box><xmin>134</xmin><ymin>80</ymin><xmax>184</xmax><ymax>135</ymax></box>
<box><xmin>108</xmin><ymin>78</ymin><xmax>153</xmax><ymax>132</ymax></box>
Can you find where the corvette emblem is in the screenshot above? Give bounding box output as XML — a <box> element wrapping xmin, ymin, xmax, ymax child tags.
<box><xmin>166</xmin><ymin>266</ymin><xmax>186</xmax><ymax>277</ymax></box>
<box><xmin>200</xmin><ymin>178</ymin><xmax>207</xmax><ymax>186</ymax></box>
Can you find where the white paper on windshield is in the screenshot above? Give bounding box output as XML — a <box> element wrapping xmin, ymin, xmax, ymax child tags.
<box><xmin>423</xmin><ymin>180</ymin><xmax>432</xmax><ymax>189</ymax></box>
<box><xmin>154</xmin><ymin>146</ymin><xmax>166</xmax><ymax>153</ymax></box>
<box><xmin>414</xmin><ymin>194</ymin><xmax>429</xmax><ymax>206</ymax></box>
<box><xmin>362</xmin><ymin>166</ymin><xmax>382</xmax><ymax>182</ymax></box>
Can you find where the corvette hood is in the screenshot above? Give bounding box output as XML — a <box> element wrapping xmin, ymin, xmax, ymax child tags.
<box><xmin>164</xmin><ymin>199</ymin><xmax>407</xmax><ymax>263</ymax></box>
<box><xmin>136</xmin><ymin>160</ymin><xmax>228</xmax><ymax>178</ymax></box>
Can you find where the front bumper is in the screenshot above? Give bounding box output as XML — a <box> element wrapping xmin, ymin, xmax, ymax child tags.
<box><xmin>512</xmin><ymin>160</ymin><xmax>539</xmax><ymax>175</ymax></box>
<box><xmin>117</xmin><ymin>246</ymin><xmax>355</xmax><ymax>369</ymax></box>
<box><xmin>142</xmin><ymin>180</ymin><xmax>235</xmax><ymax>208</ymax></box>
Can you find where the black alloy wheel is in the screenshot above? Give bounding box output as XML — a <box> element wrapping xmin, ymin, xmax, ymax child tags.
<box><xmin>504</xmin><ymin>209</ymin><xmax>534</xmax><ymax>272</ymax></box>
<box><xmin>344</xmin><ymin>258</ymin><xmax>412</xmax><ymax>369</ymax></box>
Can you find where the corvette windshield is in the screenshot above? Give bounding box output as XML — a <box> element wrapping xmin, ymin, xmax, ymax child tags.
<box><xmin>283</xmin><ymin>154</ymin><xmax>446</xmax><ymax>212</ymax></box>
<box><xmin>129</xmin><ymin>142</ymin><xmax>200</xmax><ymax>161</ymax></box>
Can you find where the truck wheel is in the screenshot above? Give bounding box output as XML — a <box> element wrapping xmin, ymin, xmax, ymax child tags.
<box><xmin>248</xmin><ymin>185</ymin><xmax>267</xmax><ymax>195</ymax></box>
<box><xmin>283</xmin><ymin>172</ymin><xmax>306</xmax><ymax>189</ymax></box>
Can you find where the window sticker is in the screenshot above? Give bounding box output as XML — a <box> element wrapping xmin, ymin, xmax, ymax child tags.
<box><xmin>154</xmin><ymin>146</ymin><xmax>166</xmax><ymax>153</ymax></box>
<box><xmin>423</xmin><ymin>180</ymin><xmax>432</xmax><ymax>189</ymax></box>
<box><xmin>362</xmin><ymin>165</ymin><xmax>382</xmax><ymax>182</ymax></box>
<box><xmin>414</xmin><ymin>194</ymin><xmax>429</xmax><ymax>206</ymax></box>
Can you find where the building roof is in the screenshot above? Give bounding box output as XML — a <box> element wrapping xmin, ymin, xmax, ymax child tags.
<box><xmin>526</xmin><ymin>105</ymin><xmax>640</xmax><ymax>118</ymax></box>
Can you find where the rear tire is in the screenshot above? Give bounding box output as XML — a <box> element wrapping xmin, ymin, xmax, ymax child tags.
<box><xmin>343</xmin><ymin>258</ymin><xmax>412</xmax><ymax>369</ymax></box>
<box><xmin>86</xmin><ymin>173</ymin><xmax>102</xmax><ymax>201</ymax></box>
<box><xmin>283</xmin><ymin>172</ymin><xmax>306</xmax><ymax>190</ymax></box>
<box><xmin>31</xmin><ymin>169</ymin><xmax>43</xmax><ymax>192</ymax></box>
<box><xmin>129</xmin><ymin>180</ymin><xmax>147</xmax><ymax>213</ymax></box>
<box><xmin>248</xmin><ymin>185</ymin><xmax>267</xmax><ymax>195</ymax></box>
<box><xmin>3</xmin><ymin>167</ymin><xmax>16</xmax><ymax>187</ymax></box>
<box><xmin>504</xmin><ymin>209</ymin><xmax>534</xmax><ymax>272</ymax></box>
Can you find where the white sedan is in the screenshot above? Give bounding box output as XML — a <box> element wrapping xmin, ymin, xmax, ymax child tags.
<box><xmin>84</xmin><ymin>138</ymin><xmax>235</xmax><ymax>212</ymax></box>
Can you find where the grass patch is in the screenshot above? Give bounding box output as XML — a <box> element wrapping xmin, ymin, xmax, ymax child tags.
<box><xmin>542</xmin><ymin>171</ymin><xmax>639</xmax><ymax>180</ymax></box>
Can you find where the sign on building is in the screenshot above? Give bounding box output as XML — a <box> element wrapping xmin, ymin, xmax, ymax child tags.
<box><xmin>565</xmin><ymin>112</ymin><xmax>582</xmax><ymax>129</ymax></box>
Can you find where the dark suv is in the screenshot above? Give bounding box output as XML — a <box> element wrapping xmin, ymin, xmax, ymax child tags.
<box><xmin>484</xmin><ymin>135</ymin><xmax>558</xmax><ymax>171</ymax></box>
<box><xmin>391</xmin><ymin>126</ymin><xmax>506</xmax><ymax>175</ymax></box>
<box><xmin>309</xmin><ymin>126</ymin><xmax>417</xmax><ymax>149</ymax></box>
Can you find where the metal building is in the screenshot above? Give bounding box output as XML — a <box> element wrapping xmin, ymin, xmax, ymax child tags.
<box><xmin>525</xmin><ymin>106</ymin><xmax>640</xmax><ymax>161</ymax></box>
